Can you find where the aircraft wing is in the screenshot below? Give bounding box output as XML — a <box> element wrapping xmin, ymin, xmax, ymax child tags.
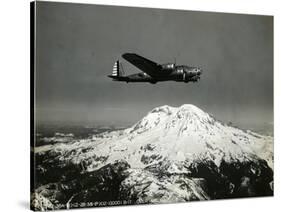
<box><xmin>122</xmin><ymin>53</ymin><xmax>163</xmax><ymax>78</ymax></box>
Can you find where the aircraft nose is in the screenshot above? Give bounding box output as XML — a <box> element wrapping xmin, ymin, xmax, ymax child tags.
<box><xmin>198</xmin><ymin>68</ymin><xmax>202</xmax><ymax>75</ymax></box>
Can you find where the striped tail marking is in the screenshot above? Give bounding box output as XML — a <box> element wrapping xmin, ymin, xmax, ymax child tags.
<box><xmin>112</xmin><ymin>60</ymin><xmax>119</xmax><ymax>76</ymax></box>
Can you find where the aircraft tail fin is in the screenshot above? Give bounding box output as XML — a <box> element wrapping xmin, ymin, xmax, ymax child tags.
<box><xmin>108</xmin><ymin>60</ymin><xmax>128</xmax><ymax>81</ymax></box>
<box><xmin>111</xmin><ymin>60</ymin><xmax>119</xmax><ymax>77</ymax></box>
<box><xmin>111</xmin><ymin>60</ymin><xmax>125</xmax><ymax>77</ymax></box>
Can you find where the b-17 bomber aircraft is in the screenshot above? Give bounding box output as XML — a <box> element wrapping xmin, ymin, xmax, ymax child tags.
<box><xmin>108</xmin><ymin>53</ymin><xmax>202</xmax><ymax>84</ymax></box>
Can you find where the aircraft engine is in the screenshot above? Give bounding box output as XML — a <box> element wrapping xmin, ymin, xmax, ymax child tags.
<box><xmin>161</xmin><ymin>63</ymin><xmax>175</xmax><ymax>71</ymax></box>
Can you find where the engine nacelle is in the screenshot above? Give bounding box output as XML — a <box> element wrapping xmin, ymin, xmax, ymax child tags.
<box><xmin>161</xmin><ymin>63</ymin><xmax>175</xmax><ymax>70</ymax></box>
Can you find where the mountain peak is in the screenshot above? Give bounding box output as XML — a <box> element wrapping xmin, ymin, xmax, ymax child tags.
<box><xmin>149</xmin><ymin>104</ymin><xmax>211</xmax><ymax>123</ymax></box>
<box><xmin>178</xmin><ymin>104</ymin><xmax>208</xmax><ymax>117</ymax></box>
<box><xmin>179</xmin><ymin>104</ymin><xmax>202</xmax><ymax>111</ymax></box>
<box><xmin>149</xmin><ymin>105</ymin><xmax>175</xmax><ymax>114</ymax></box>
<box><xmin>177</xmin><ymin>104</ymin><xmax>211</xmax><ymax>121</ymax></box>
<box><xmin>149</xmin><ymin>104</ymin><xmax>205</xmax><ymax>117</ymax></box>
<box><xmin>129</xmin><ymin>104</ymin><xmax>213</xmax><ymax>136</ymax></box>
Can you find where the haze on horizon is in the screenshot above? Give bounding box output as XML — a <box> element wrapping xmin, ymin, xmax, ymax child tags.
<box><xmin>35</xmin><ymin>2</ymin><xmax>273</xmax><ymax>131</ymax></box>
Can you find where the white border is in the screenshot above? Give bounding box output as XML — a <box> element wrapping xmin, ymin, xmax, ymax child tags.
<box><xmin>37</xmin><ymin>0</ymin><xmax>277</xmax><ymax>15</ymax></box>
<box><xmin>0</xmin><ymin>0</ymin><xmax>280</xmax><ymax>211</ymax></box>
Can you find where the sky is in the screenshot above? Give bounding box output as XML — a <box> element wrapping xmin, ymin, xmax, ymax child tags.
<box><xmin>35</xmin><ymin>1</ymin><xmax>273</xmax><ymax>128</ymax></box>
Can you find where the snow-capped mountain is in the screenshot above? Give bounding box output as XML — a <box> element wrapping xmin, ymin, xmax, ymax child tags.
<box><xmin>36</xmin><ymin>104</ymin><xmax>273</xmax><ymax>170</ymax></box>
<box><xmin>33</xmin><ymin>104</ymin><xmax>273</xmax><ymax>210</ymax></box>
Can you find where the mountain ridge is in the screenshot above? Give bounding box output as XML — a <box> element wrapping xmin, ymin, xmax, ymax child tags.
<box><xmin>35</xmin><ymin>104</ymin><xmax>273</xmax><ymax>170</ymax></box>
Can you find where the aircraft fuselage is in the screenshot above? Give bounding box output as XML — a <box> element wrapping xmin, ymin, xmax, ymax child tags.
<box><xmin>109</xmin><ymin>65</ymin><xmax>202</xmax><ymax>84</ymax></box>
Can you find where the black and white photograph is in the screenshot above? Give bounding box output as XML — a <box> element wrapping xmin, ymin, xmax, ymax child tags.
<box><xmin>30</xmin><ymin>1</ymin><xmax>273</xmax><ymax>211</ymax></box>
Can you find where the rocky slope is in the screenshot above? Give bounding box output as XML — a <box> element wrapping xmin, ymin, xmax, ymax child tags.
<box><xmin>32</xmin><ymin>104</ymin><xmax>273</xmax><ymax>210</ymax></box>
